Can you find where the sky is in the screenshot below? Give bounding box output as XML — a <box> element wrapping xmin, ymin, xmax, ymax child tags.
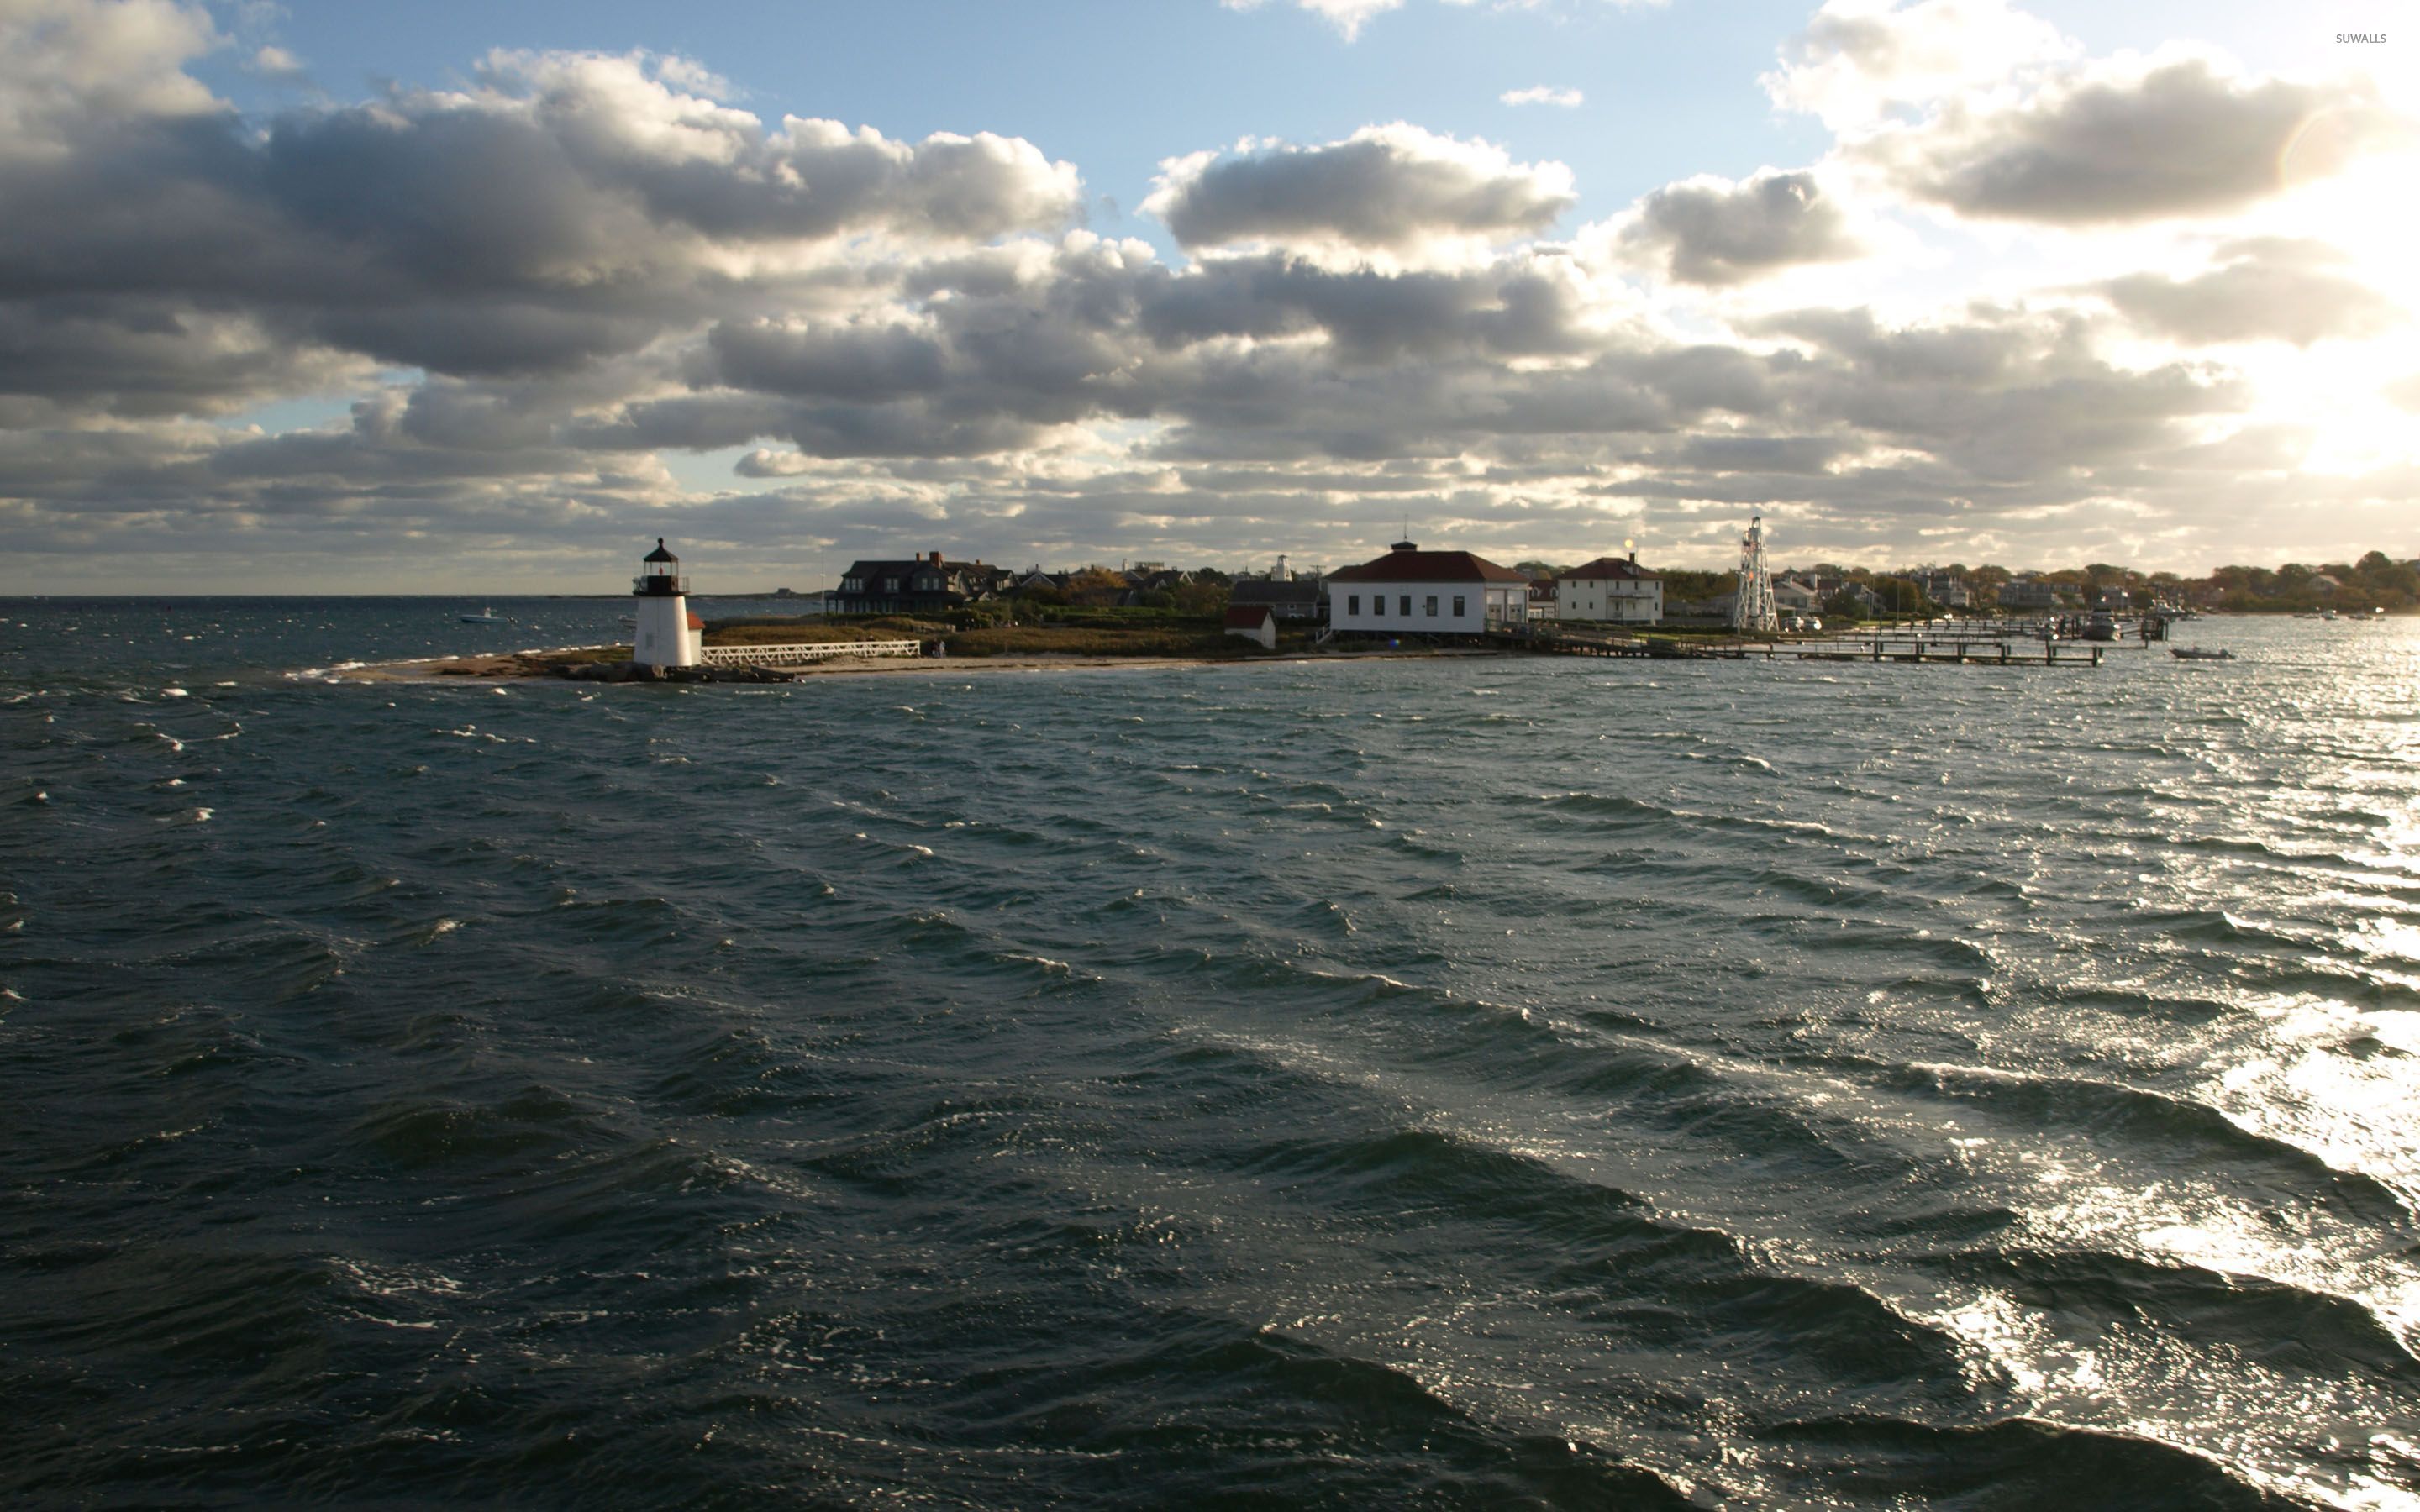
<box><xmin>0</xmin><ymin>0</ymin><xmax>2412</xmax><ymax>592</ymax></box>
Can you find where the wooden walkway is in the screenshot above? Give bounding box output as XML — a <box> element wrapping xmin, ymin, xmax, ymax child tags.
<box><xmin>699</xmin><ymin>638</ymin><xmax>923</xmax><ymax>667</ymax></box>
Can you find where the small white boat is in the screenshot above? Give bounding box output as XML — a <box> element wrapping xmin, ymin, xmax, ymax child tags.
<box><xmin>459</xmin><ymin>606</ymin><xmax>504</xmax><ymax>624</ymax></box>
<box><xmin>2170</xmin><ymin>646</ymin><xmax>2233</xmax><ymax>661</ymax></box>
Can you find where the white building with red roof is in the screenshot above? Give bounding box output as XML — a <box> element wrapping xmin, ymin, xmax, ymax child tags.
<box><xmin>1323</xmin><ymin>540</ymin><xmax>1531</xmax><ymax>635</ymax></box>
<box><xmin>1557</xmin><ymin>552</ymin><xmax>1664</xmax><ymax>625</ymax></box>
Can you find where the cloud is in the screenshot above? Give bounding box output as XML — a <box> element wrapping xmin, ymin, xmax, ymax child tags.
<box><xmin>247</xmin><ymin>44</ymin><xmax>307</xmax><ymax>84</ymax></box>
<box><xmin>1218</xmin><ymin>0</ymin><xmax>1405</xmax><ymax>43</ymax></box>
<box><xmin>0</xmin><ymin>0</ymin><xmax>223</xmax><ymax>135</ymax></box>
<box><xmin>1143</xmin><ymin>125</ymin><xmax>1576</xmax><ymax>255</ymax></box>
<box><xmin>1609</xmin><ymin>169</ymin><xmax>1864</xmax><ymax>285</ymax></box>
<box><xmin>0</xmin><ymin>33</ymin><xmax>1083</xmax><ymax>412</ymax></box>
<box><xmin>2092</xmin><ymin>240</ymin><xmax>2402</xmax><ymax>347</ymax></box>
<box><xmin>1864</xmin><ymin>55</ymin><xmax>2411</xmax><ymax>224</ymax></box>
<box><xmin>1502</xmin><ymin>86</ymin><xmax>1584</xmax><ymax>108</ymax></box>
<box><xmin>0</xmin><ymin>0</ymin><xmax>2411</xmax><ymax>589</ymax></box>
<box><xmin>1765</xmin><ymin>0</ymin><xmax>2077</xmax><ymax>129</ymax></box>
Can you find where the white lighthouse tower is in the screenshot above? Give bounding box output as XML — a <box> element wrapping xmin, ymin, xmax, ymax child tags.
<box><xmin>632</xmin><ymin>538</ymin><xmax>701</xmax><ymax>668</ymax></box>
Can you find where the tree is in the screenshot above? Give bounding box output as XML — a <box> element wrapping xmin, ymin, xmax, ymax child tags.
<box><xmin>1065</xmin><ymin>567</ymin><xmax>1128</xmax><ymax>606</ymax></box>
<box><xmin>1172</xmin><ymin>579</ymin><xmax>1231</xmax><ymax>617</ymax></box>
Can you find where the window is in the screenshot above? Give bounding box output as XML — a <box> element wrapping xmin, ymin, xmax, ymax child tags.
<box><xmin>1348</xmin><ymin>595</ymin><xmax>1360</xmax><ymax>616</ymax></box>
<box><xmin>883</xmin><ymin>577</ymin><xmax>900</xmax><ymax>592</ymax></box>
<box><xmin>1424</xmin><ymin>596</ymin><xmax>1438</xmax><ymax>617</ymax></box>
<box><xmin>1453</xmin><ymin>596</ymin><xmax>1465</xmax><ymax>617</ymax></box>
<box><xmin>1398</xmin><ymin>595</ymin><xmax>1411</xmax><ymax>617</ymax></box>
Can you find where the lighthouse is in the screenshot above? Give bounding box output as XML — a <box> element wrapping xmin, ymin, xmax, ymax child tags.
<box><xmin>632</xmin><ymin>538</ymin><xmax>702</xmax><ymax>668</ymax></box>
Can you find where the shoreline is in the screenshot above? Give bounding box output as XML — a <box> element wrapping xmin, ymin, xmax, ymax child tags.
<box><xmin>325</xmin><ymin>644</ymin><xmax>1507</xmax><ymax>683</ymax></box>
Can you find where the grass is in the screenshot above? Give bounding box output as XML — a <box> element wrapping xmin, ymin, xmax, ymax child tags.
<box><xmin>703</xmin><ymin>618</ymin><xmax>935</xmax><ymax>646</ymax></box>
<box><xmin>944</xmin><ymin>626</ymin><xmax>1254</xmax><ymax>658</ymax></box>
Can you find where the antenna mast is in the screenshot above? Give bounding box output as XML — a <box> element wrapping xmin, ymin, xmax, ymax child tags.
<box><xmin>1733</xmin><ymin>514</ymin><xmax>1778</xmax><ymax>634</ymax></box>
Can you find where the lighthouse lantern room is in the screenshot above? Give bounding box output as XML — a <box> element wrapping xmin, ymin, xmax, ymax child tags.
<box><xmin>632</xmin><ymin>538</ymin><xmax>702</xmax><ymax>668</ymax></box>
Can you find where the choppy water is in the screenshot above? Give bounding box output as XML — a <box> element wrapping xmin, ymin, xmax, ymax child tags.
<box><xmin>4</xmin><ymin>600</ymin><xmax>2417</xmax><ymax>1509</ymax></box>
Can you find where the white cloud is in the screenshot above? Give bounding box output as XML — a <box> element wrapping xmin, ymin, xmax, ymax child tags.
<box><xmin>247</xmin><ymin>44</ymin><xmax>306</xmax><ymax>83</ymax></box>
<box><xmin>1765</xmin><ymin>0</ymin><xmax>2078</xmax><ymax>129</ymax></box>
<box><xmin>1218</xmin><ymin>0</ymin><xmax>1406</xmax><ymax>43</ymax></box>
<box><xmin>1502</xmin><ymin>85</ymin><xmax>1585</xmax><ymax>108</ymax></box>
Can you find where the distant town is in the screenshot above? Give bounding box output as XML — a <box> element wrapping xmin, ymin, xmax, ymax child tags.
<box><xmin>784</xmin><ymin>545</ymin><xmax>2420</xmax><ymax>625</ymax></box>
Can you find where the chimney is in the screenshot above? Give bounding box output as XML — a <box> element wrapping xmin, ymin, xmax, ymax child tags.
<box><xmin>1628</xmin><ymin>549</ymin><xmax>1636</xmax><ymax>564</ymax></box>
<box><xmin>929</xmin><ymin>550</ymin><xmax>943</xmax><ymax>565</ymax></box>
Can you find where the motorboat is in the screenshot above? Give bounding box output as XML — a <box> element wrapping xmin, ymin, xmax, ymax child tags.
<box><xmin>2170</xmin><ymin>646</ymin><xmax>2233</xmax><ymax>661</ymax></box>
<box><xmin>459</xmin><ymin>606</ymin><xmax>505</xmax><ymax>624</ymax></box>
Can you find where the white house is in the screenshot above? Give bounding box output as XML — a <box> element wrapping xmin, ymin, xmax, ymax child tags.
<box><xmin>1324</xmin><ymin>540</ymin><xmax>1530</xmax><ymax>635</ymax></box>
<box><xmin>1223</xmin><ymin>603</ymin><xmax>1277</xmax><ymax>649</ymax></box>
<box><xmin>1557</xmin><ymin>553</ymin><xmax>1664</xmax><ymax>624</ymax></box>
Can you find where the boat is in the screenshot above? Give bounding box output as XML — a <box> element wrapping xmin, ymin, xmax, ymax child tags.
<box><xmin>2170</xmin><ymin>646</ymin><xmax>2233</xmax><ymax>661</ymax></box>
<box><xmin>2081</xmin><ymin>612</ymin><xmax>2118</xmax><ymax>643</ymax></box>
<box><xmin>459</xmin><ymin>606</ymin><xmax>504</xmax><ymax>624</ymax></box>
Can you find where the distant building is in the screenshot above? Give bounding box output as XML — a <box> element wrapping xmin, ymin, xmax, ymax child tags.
<box><xmin>1526</xmin><ymin>575</ymin><xmax>1558</xmax><ymax>622</ymax></box>
<box><xmin>1557</xmin><ymin>554</ymin><xmax>1663</xmax><ymax>624</ymax></box>
<box><xmin>1231</xmin><ymin>576</ymin><xmax>1325</xmax><ymax>621</ymax></box>
<box><xmin>1999</xmin><ymin>577</ymin><xmax>2060</xmax><ymax>612</ymax></box>
<box><xmin>1223</xmin><ymin>604</ymin><xmax>1277</xmax><ymax>649</ymax></box>
<box><xmin>1916</xmin><ymin>572</ymin><xmax>1971</xmax><ymax>609</ymax></box>
<box><xmin>1324</xmin><ymin>539</ymin><xmax>1530</xmax><ymax>634</ymax></box>
<box><xmin>832</xmin><ymin>551</ymin><xmax>1007</xmax><ymax>615</ymax></box>
<box><xmin>1772</xmin><ymin>576</ymin><xmax>1821</xmax><ymax>612</ymax></box>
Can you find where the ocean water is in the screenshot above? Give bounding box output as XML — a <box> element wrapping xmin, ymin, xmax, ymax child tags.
<box><xmin>3</xmin><ymin>600</ymin><xmax>2417</xmax><ymax>1509</ymax></box>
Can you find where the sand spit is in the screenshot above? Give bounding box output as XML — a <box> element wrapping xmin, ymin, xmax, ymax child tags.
<box><xmin>331</xmin><ymin>645</ymin><xmax>1503</xmax><ymax>684</ymax></box>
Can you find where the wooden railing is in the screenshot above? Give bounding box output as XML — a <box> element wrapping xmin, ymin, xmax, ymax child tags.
<box><xmin>699</xmin><ymin>638</ymin><xmax>923</xmax><ymax>667</ymax></box>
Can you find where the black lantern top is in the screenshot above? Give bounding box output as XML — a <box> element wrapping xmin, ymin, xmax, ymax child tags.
<box><xmin>635</xmin><ymin>538</ymin><xmax>687</xmax><ymax>596</ymax></box>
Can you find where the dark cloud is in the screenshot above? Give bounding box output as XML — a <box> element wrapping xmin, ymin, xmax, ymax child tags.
<box><xmin>1144</xmin><ymin>125</ymin><xmax>1575</xmax><ymax>252</ymax></box>
<box><xmin>2094</xmin><ymin>243</ymin><xmax>2402</xmax><ymax>346</ymax></box>
<box><xmin>0</xmin><ymin>35</ymin><xmax>1081</xmax><ymax>414</ymax></box>
<box><xmin>1873</xmin><ymin>58</ymin><xmax>2408</xmax><ymax>224</ymax></box>
<box><xmin>1615</xmin><ymin>170</ymin><xmax>1862</xmax><ymax>285</ymax></box>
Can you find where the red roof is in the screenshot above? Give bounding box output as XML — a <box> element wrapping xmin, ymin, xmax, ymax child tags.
<box><xmin>1223</xmin><ymin>605</ymin><xmax>1275</xmax><ymax>627</ymax></box>
<box><xmin>687</xmin><ymin>611</ymin><xmax>705</xmax><ymax>629</ymax></box>
<box><xmin>1563</xmin><ymin>555</ymin><xmax>1661</xmax><ymax>581</ymax></box>
<box><xmin>1325</xmin><ymin>543</ymin><xmax>1528</xmax><ymax>585</ymax></box>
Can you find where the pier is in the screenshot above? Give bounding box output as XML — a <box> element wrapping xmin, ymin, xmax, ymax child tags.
<box><xmin>1504</xmin><ymin>625</ymin><xmax>2126</xmax><ymax>666</ymax></box>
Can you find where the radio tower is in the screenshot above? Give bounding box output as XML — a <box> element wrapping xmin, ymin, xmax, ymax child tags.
<box><xmin>1732</xmin><ymin>514</ymin><xmax>1778</xmax><ymax>634</ymax></box>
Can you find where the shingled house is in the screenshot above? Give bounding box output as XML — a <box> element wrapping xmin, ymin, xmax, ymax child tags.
<box><xmin>832</xmin><ymin>552</ymin><xmax>1009</xmax><ymax>615</ymax></box>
